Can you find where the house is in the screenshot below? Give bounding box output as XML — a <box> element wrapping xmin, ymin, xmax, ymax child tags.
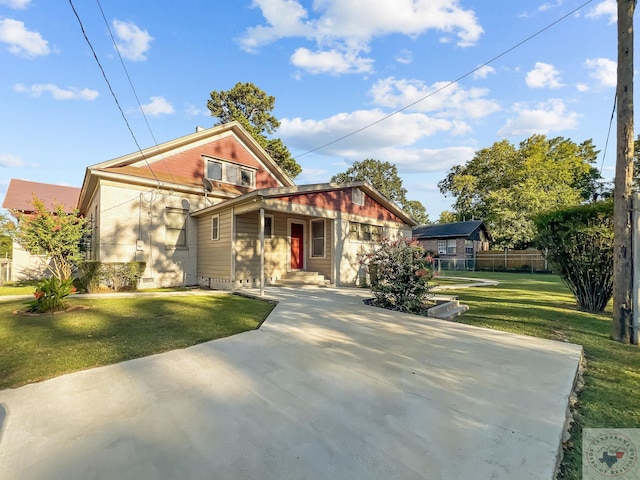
<box><xmin>3</xmin><ymin>121</ymin><xmax>416</xmax><ymax>289</ymax></box>
<box><xmin>412</xmin><ymin>220</ymin><xmax>492</xmax><ymax>269</ymax></box>
<box><xmin>2</xmin><ymin>179</ymin><xmax>81</xmax><ymax>281</ymax></box>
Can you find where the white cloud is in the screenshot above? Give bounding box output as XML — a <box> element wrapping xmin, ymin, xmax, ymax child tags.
<box><xmin>240</xmin><ymin>0</ymin><xmax>483</xmax><ymax>75</ymax></box>
<box><xmin>291</xmin><ymin>47</ymin><xmax>374</xmax><ymax>75</ymax></box>
<box><xmin>140</xmin><ymin>96</ymin><xmax>174</xmax><ymax>116</ymax></box>
<box><xmin>369</xmin><ymin>77</ymin><xmax>501</xmax><ymax>120</ymax></box>
<box><xmin>0</xmin><ymin>152</ymin><xmax>25</xmax><ymax>167</ymax></box>
<box><xmin>586</xmin><ymin>0</ymin><xmax>616</xmax><ymax>24</ymax></box>
<box><xmin>585</xmin><ymin>57</ymin><xmax>616</xmax><ymax>87</ymax></box>
<box><xmin>184</xmin><ymin>104</ymin><xmax>209</xmax><ymax>117</ymax></box>
<box><xmin>525</xmin><ymin>62</ymin><xmax>564</xmax><ymax>89</ymax></box>
<box><xmin>395</xmin><ymin>49</ymin><xmax>412</xmax><ymax>65</ymax></box>
<box><xmin>0</xmin><ymin>18</ymin><xmax>48</xmax><ymax>58</ymax></box>
<box><xmin>14</xmin><ymin>83</ymin><xmax>99</xmax><ymax>100</ymax></box>
<box><xmin>576</xmin><ymin>83</ymin><xmax>589</xmax><ymax>92</ymax></box>
<box><xmin>538</xmin><ymin>0</ymin><xmax>563</xmax><ymax>12</ymax></box>
<box><xmin>372</xmin><ymin>146</ymin><xmax>476</xmax><ymax>173</ymax></box>
<box><xmin>498</xmin><ymin>99</ymin><xmax>580</xmax><ymax>136</ymax></box>
<box><xmin>0</xmin><ymin>0</ymin><xmax>31</xmax><ymax>8</ymax></box>
<box><xmin>473</xmin><ymin>65</ymin><xmax>495</xmax><ymax>80</ymax></box>
<box><xmin>112</xmin><ymin>19</ymin><xmax>153</xmax><ymax>61</ymax></box>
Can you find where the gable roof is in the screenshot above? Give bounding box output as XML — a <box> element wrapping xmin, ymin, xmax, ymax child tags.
<box><xmin>191</xmin><ymin>181</ymin><xmax>419</xmax><ymax>226</ymax></box>
<box><xmin>413</xmin><ymin>220</ymin><xmax>492</xmax><ymax>241</ymax></box>
<box><xmin>2</xmin><ymin>179</ymin><xmax>80</xmax><ymax>213</ymax></box>
<box><xmin>78</xmin><ymin>121</ymin><xmax>295</xmax><ymax>212</ymax></box>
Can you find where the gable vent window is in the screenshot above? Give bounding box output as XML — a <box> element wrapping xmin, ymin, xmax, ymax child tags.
<box><xmin>352</xmin><ymin>188</ymin><xmax>364</xmax><ymax>206</ymax></box>
<box><xmin>206</xmin><ymin>158</ymin><xmax>255</xmax><ymax>188</ymax></box>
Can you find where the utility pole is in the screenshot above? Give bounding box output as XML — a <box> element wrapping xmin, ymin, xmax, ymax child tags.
<box><xmin>613</xmin><ymin>0</ymin><xmax>636</xmax><ymax>344</ymax></box>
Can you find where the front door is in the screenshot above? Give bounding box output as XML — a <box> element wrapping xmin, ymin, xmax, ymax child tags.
<box><xmin>290</xmin><ymin>222</ymin><xmax>304</xmax><ymax>270</ymax></box>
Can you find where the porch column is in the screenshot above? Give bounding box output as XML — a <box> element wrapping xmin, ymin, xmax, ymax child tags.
<box><xmin>231</xmin><ymin>207</ymin><xmax>236</xmax><ymax>291</ymax></box>
<box><xmin>259</xmin><ymin>207</ymin><xmax>265</xmax><ymax>296</ymax></box>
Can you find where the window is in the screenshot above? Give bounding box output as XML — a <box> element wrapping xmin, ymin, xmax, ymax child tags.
<box><xmin>465</xmin><ymin>240</ymin><xmax>474</xmax><ymax>255</ymax></box>
<box><xmin>211</xmin><ymin>215</ymin><xmax>219</xmax><ymax>241</ymax></box>
<box><xmin>352</xmin><ymin>187</ymin><xmax>364</xmax><ymax>206</ymax></box>
<box><xmin>263</xmin><ymin>215</ymin><xmax>274</xmax><ymax>237</ymax></box>
<box><xmin>349</xmin><ymin>222</ymin><xmax>383</xmax><ymax>242</ymax></box>
<box><xmin>437</xmin><ymin>240</ymin><xmax>447</xmax><ymax>255</ymax></box>
<box><xmin>446</xmin><ymin>239</ymin><xmax>457</xmax><ymax>255</ymax></box>
<box><xmin>206</xmin><ymin>158</ymin><xmax>256</xmax><ymax>188</ymax></box>
<box><xmin>207</xmin><ymin>161</ymin><xmax>222</xmax><ymax>181</ymax></box>
<box><xmin>311</xmin><ymin>219</ymin><xmax>325</xmax><ymax>257</ymax></box>
<box><xmin>166</xmin><ymin>208</ymin><xmax>187</xmax><ymax>248</ymax></box>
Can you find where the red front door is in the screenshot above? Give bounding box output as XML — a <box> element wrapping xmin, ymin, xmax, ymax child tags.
<box><xmin>290</xmin><ymin>223</ymin><xmax>304</xmax><ymax>270</ymax></box>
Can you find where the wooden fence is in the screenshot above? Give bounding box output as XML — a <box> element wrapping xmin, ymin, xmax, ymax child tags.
<box><xmin>475</xmin><ymin>249</ymin><xmax>549</xmax><ymax>273</ymax></box>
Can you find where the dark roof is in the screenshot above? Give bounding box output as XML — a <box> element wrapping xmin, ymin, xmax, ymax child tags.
<box><xmin>413</xmin><ymin>220</ymin><xmax>491</xmax><ymax>241</ymax></box>
<box><xmin>2</xmin><ymin>179</ymin><xmax>80</xmax><ymax>213</ymax></box>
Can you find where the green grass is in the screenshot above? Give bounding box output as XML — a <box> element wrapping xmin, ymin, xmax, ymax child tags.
<box><xmin>0</xmin><ymin>282</ymin><xmax>37</xmax><ymax>296</ymax></box>
<box><xmin>441</xmin><ymin>271</ymin><xmax>640</xmax><ymax>479</ymax></box>
<box><xmin>0</xmin><ymin>294</ymin><xmax>274</xmax><ymax>390</ymax></box>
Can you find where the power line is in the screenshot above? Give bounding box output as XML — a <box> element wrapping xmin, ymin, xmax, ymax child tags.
<box><xmin>95</xmin><ymin>0</ymin><xmax>177</xmax><ymax>184</ymax></box>
<box><xmin>599</xmin><ymin>96</ymin><xmax>616</xmax><ymax>176</ymax></box>
<box><xmin>67</xmin><ymin>0</ymin><xmax>161</xmax><ymax>187</ymax></box>
<box><xmin>295</xmin><ymin>0</ymin><xmax>595</xmax><ymax>159</ymax></box>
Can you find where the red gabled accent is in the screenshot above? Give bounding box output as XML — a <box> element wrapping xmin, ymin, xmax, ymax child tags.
<box><xmin>278</xmin><ymin>188</ymin><xmax>403</xmax><ymax>223</ymax></box>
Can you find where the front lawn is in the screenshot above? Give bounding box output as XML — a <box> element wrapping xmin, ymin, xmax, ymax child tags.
<box><xmin>0</xmin><ymin>281</ymin><xmax>37</xmax><ymax>296</ymax></box>
<box><xmin>441</xmin><ymin>271</ymin><xmax>640</xmax><ymax>478</ymax></box>
<box><xmin>0</xmin><ymin>294</ymin><xmax>274</xmax><ymax>390</ymax></box>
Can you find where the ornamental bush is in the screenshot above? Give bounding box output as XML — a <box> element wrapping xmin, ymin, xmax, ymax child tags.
<box><xmin>29</xmin><ymin>277</ymin><xmax>76</xmax><ymax>313</ymax></box>
<box><xmin>534</xmin><ymin>200</ymin><xmax>613</xmax><ymax>312</ymax></box>
<box><xmin>362</xmin><ymin>237</ymin><xmax>433</xmax><ymax>314</ymax></box>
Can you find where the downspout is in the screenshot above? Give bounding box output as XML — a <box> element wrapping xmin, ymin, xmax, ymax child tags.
<box><xmin>259</xmin><ymin>207</ymin><xmax>265</xmax><ymax>296</ymax></box>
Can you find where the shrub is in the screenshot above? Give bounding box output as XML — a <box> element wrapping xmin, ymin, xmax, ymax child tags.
<box><xmin>78</xmin><ymin>261</ymin><xmax>146</xmax><ymax>292</ymax></box>
<box><xmin>534</xmin><ymin>200</ymin><xmax>613</xmax><ymax>312</ymax></box>
<box><xmin>29</xmin><ymin>277</ymin><xmax>76</xmax><ymax>313</ymax></box>
<box><xmin>362</xmin><ymin>237</ymin><xmax>433</xmax><ymax>314</ymax></box>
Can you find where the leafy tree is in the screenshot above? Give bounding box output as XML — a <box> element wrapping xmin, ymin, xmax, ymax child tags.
<box><xmin>14</xmin><ymin>197</ymin><xmax>90</xmax><ymax>281</ymax></box>
<box><xmin>436</xmin><ymin>210</ymin><xmax>459</xmax><ymax>224</ymax></box>
<box><xmin>0</xmin><ymin>213</ymin><xmax>14</xmax><ymax>258</ymax></box>
<box><xmin>207</xmin><ymin>82</ymin><xmax>302</xmax><ymax>178</ymax></box>
<box><xmin>534</xmin><ymin>201</ymin><xmax>613</xmax><ymax>312</ymax></box>
<box><xmin>438</xmin><ymin>135</ymin><xmax>601</xmax><ymax>248</ymax></box>
<box><xmin>331</xmin><ymin>158</ymin><xmax>429</xmax><ymax>224</ymax></box>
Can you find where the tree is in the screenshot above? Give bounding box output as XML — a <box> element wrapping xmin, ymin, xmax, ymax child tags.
<box><xmin>438</xmin><ymin>135</ymin><xmax>601</xmax><ymax>248</ymax></box>
<box><xmin>535</xmin><ymin>201</ymin><xmax>614</xmax><ymax>312</ymax></box>
<box><xmin>436</xmin><ymin>210</ymin><xmax>459</xmax><ymax>224</ymax></box>
<box><xmin>331</xmin><ymin>159</ymin><xmax>430</xmax><ymax>224</ymax></box>
<box><xmin>0</xmin><ymin>213</ymin><xmax>14</xmax><ymax>258</ymax></box>
<box><xmin>207</xmin><ymin>82</ymin><xmax>302</xmax><ymax>178</ymax></box>
<box><xmin>14</xmin><ymin>197</ymin><xmax>89</xmax><ymax>281</ymax></box>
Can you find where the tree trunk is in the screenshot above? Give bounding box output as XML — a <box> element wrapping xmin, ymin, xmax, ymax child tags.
<box><xmin>613</xmin><ymin>0</ymin><xmax>636</xmax><ymax>343</ymax></box>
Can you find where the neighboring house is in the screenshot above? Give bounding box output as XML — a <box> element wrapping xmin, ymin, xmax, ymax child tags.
<box><xmin>2</xmin><ymin>179</ymin><xmax>81</xmax><ymax>281</ymax></box>
<box><xmin>412</xmin><ymin>220</ymin><xmax>492</xmax><ymax>266</ymax></box>
<box><xmin>34</xmin><ymin>121</ymin><xmax>419</xmax><ymax>289</ymax></box>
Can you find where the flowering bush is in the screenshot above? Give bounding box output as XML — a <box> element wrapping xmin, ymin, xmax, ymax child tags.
<box><xmin>362</xmin><ymin>237</ymin><xmax>434</xmax><ymax>313</ymax></box>
<box><xmin>29</xmin><ymin>277</ymin><xmax>76</xmax><ymax>313</ymax></box>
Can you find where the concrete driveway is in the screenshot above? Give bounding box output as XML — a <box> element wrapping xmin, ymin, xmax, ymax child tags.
<box><xmin>0</xmin><ymin>287</ymin><xmax>582</xmax><ymax>480</ymax></box>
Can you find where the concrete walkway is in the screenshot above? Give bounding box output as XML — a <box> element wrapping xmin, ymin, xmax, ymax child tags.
<box><xmin>0</xmin><ymin>287</ymin><xmax>582</xmax><ymax>480</ymax></box>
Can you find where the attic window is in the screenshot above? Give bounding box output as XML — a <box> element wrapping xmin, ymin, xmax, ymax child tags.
<box><xmin>205</xmin><ymin>158</ymin><xmax>255</xmax><ymax>188</ymax></box>
<box><xmin>352</xmin><ymin>188</ymin><xmax>364</xmax><ymax>206</ymax></box>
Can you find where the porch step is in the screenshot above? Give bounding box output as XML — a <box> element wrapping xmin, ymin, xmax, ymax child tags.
<box><xmin>275</xmin><ymin>271</ymin><xmax>330</xmax><ymax>287</ymax></box>
<box><xmin>427</xmin><ymin>298</ymin><xmax>469</xmax><ymax>321</ymax></box>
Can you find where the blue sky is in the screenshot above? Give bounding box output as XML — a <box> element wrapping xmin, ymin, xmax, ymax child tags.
<box><xmin>0</xmin><ymin>0</ymin><xmax>623</xmax><ymax>220</ymax></box>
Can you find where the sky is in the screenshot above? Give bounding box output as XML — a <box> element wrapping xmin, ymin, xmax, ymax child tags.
<box><xmin>0</xmin><ymin>0</ymin><xmax>626</xmax><ymax>221</ymax></box>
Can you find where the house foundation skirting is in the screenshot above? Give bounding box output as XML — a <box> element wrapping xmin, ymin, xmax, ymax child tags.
<box><xmin>196</xmin><ymin>276</ymin><xmax>281</xmax><ymax>290</ymax></box>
